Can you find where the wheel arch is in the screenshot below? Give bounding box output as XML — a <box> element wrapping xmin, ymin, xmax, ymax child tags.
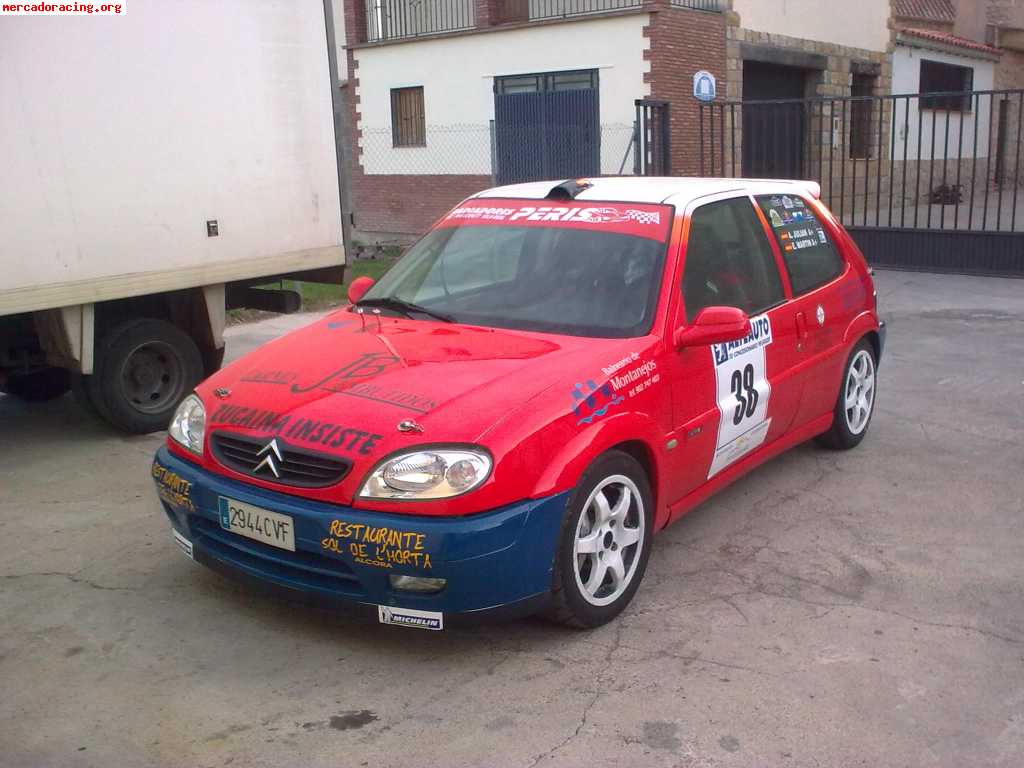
<box><xmin>528</xmin><ymin>414</ymin><xmax>664</xmax><ymax>525</ymax></box>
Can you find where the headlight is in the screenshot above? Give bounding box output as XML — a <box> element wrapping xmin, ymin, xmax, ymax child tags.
<box><xmin>360</xmin><ymin>448</ymin><xmax>492</xmax><ymax>500</ymax></box>
<box><xmin>168</xmin><ymin>394</ymin><xmax>205</xmax><ymax>455</ymax></box>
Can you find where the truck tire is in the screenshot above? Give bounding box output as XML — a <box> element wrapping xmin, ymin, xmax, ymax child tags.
<box><xmin>91</xmin><ymin>319</ymin><xmax>203</xmax><ymax>434</ymax></box>
<box><xmin>1</xmin><ymin>367</ymin><xmax>71</xmax><ymax>402</ymax></box>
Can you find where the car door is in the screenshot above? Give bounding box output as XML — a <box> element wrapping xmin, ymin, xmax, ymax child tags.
<box><xmin>754</xmin><ymin>194</ymin><xmax>858</xmax><ymax>426</ymax></box>
<box><xmin>662</xmin><ymin>194</ymin><xmax>804</xmax><ymax>510</ymax></box>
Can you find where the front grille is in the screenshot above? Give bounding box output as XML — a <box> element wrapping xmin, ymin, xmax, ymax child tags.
<box><xmin>191</xmin><ymin>516</ymin><xmax>365</xmax><ymax>598</ymax></box>
<box><xmin>211</xmin><ymin>432</ymin><xmax>351</xmax><ymax>488</ymax></box>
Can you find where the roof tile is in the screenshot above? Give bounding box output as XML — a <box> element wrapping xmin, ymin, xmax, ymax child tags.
<box><xmin>899</xmin><ymin>27</ymin><xmax>1001</xmax><ymax>55</ymax></box>
<box><xmin>893</xmin><ymin>0</ymin><xmax>956</xmax><ymax>23</ymax></box>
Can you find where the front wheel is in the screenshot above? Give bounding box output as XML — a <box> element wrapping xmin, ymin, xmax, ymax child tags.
<box><xmin>816</xmin><ymin>339</ymin><xmax>877</xmax><ymax>450</ymax></box>
<box><xmin>546</xmin><ymin>451</ymin><xmax>654</xmax><ymax>628</ymax></box>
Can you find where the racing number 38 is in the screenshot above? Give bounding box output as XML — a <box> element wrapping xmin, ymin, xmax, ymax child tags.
<box><xmin>731</xmin><ymin>363</ymin><xmax>759</xmax><ymax>425</ymax></box>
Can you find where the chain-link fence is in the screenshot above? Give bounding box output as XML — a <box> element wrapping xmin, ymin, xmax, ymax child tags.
<box><xmin>358</xmin><ymin>122</ymin><xmax>640</xmax><ymax>182</ymax></box>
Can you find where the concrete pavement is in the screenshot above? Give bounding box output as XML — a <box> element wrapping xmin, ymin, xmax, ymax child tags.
<box><xmin>1</xmin><ymin>270</ymin><xmax>1022</xmax><ymax>768</ymax></box>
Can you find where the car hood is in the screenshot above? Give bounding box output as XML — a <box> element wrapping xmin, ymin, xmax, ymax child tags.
<box><xmin>199</xmin><ymin>311</ymin><xmax>635</xmax><ymax>473</ymax></box>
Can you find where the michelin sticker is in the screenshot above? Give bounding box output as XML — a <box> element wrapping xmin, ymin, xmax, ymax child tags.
<box><xmin>378</xmin><ymin>606</ymin><xmax>443</xmax><ymax>631</ymax></box>
<box><xmin>708</xmin><ymin>314</ymin><xmax>773</xmax><ymax>478</ymax></box>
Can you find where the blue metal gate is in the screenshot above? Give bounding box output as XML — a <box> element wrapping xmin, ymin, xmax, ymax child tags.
<box><xmin>494</xmin><ymin>70</ymin><xmax>600</xmax><ymax>185</ymax></box>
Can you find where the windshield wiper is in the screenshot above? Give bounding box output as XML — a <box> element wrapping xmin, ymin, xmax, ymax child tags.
<box><xmin>355</xmin><ymin>297</ymin><xmax>453</xmax><ymax>323</ymax></box>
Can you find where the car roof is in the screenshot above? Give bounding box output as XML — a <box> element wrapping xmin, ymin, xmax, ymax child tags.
<box><xmin>471</xmin><ymin>176</ymin><xmax>822</xmax><ymax>209</ymax></box>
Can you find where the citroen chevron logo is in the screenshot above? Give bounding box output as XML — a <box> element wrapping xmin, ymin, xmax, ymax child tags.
<box><xmin>254</xmin><ymin>438</ymin><xmax>283</xmax><ymax>478</ymax></box>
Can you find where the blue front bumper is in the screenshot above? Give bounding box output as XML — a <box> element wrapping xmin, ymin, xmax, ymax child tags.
<box><xmin>152</xmin><ymin>447</ymin><xmax>569</xmax><ymax>622</ymax></box>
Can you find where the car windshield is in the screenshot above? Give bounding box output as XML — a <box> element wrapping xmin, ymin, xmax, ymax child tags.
<box><xmin>359</xmin><ymin>199</ymin><xmax>672</xmax><ymax>338</ymax></box>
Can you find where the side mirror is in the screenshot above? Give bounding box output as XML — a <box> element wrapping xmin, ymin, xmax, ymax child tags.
<box><xmin>674</xmin><ymin>306</ymin><xmax>751</xmax><ymax>348</ymax></box>
<box><xmin>347</xmin><ymin>276</ymin><xmax>375</xmax><ymax>305</ymax></box>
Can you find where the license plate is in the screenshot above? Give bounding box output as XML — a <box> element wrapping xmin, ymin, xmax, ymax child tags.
<box><xmin>218</xmin><ymin>497</ymin><xmax>295</xmax><ymax>552</ymax></box>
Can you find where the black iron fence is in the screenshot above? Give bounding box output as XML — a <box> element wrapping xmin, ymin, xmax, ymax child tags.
<box><xmin>496</xmin><ymin>0</ymin><xmax>641</xmax><ymax>23</ymax></box>
<box><xmin>698</xmin><ymin>89</ymin><xmax>1023</xmax><ymax>232</ymax></box>
<box><xmin>635</xmin><ymin>99</ymin><xmax>671</xmax><ymax>175</ymax></box>
<box><xmin>669</xmin><ymin>0</ymin><xmax>722</xmax><ymax>10</ymax></box>
<box><xmin>364</xmin><ymin>0</ymin><xmax>474</xmax><ymax>42</ymax></box>
<box><xmin>698</xmin><ymin>90</ymin><xmax>1023</xmax><ymax>275</ymax></box>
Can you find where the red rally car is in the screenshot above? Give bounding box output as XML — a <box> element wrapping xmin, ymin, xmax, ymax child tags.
<box><xmin>152</xmin><ymin>177</ymin><xmax>884</xmax><ymax>630</ymax></box>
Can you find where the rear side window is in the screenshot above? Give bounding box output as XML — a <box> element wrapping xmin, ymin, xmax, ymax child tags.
<box><xmin>682</xmin><ymin>197</ymin><xmax>785</xmax><ymax>323</ymax></box>
<box><xmin>756</xmin><ymin>195</ymin><xmax>845</xmax><ymax>295</ymax></box>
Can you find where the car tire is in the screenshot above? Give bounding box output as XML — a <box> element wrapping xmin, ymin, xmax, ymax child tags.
<box><xmin>90</xmin><ymin>319</ymin><xmax>204</xmax><ymax>434</ymax></box>
<box><xmin>816</xmin><ymin>338</ymin><xmax>877</xmax><ymax>451</ymax></box>
<box><xmin>546</xmin><ymin>450</ymin><xmax>654</xmax><ymax>628</ymax></box>
<box><xmin>1</xmin><ymin>366</ymin><xmax>71</xmax><ymax>402</ymax></box>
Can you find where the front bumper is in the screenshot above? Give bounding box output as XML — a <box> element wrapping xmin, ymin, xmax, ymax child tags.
<box><xmin>152</xmin><ymin>447</ymin><xmax>569</xmax><ymax>624</ymax></box>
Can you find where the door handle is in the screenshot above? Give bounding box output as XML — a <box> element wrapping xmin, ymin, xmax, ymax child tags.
<box><xmin>795</xmin><ymin>311</ymin><xmax>809</xmax><ymax>351</ymax></box>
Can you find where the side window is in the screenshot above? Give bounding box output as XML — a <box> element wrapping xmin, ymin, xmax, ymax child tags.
<box><xmin>756</xmin><ymin>195</ymin><xmax>845</xmax><ymax>296</ymax></box>
<box><xmin>682</xmin><ymin>198</ymin><xmax>785</xmax><ymax>323</ymax></box>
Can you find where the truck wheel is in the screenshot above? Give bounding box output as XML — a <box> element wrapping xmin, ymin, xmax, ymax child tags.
<box><xmin>1</xmin><ymin>367</ymin><xmax>71</xmax><ymax>402</ymax></box>
<box><xmin>546</xmin><ymin>451</ymin><xmax>654</xmax><ymax>629</ymax></box>
<box><xmin>91</xmin><ymin>319</ymin><xmax>203</xmax><ymax>434</ymax></box>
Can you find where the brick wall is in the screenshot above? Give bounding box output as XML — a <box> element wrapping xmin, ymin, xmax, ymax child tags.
<box><xmin>343</xmin><ymin>0</ymin><xmax>728</xmax><ymax>238</ymax></box>
<box><xmin>343</xmin><ymin>39</ymin><xmax>489</xmax><ymax>239</ymax></box>
<box><xmin>643</xmin><ymin>3</ymin><xmax>728</xmax><ymax>176</ymax></box>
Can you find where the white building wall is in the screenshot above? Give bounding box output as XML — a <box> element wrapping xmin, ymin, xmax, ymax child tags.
<box><xmin>892</xmin><ymin>44</ymin><xmax>995</xmax><ymax>159</ymax></box>
<box><xmin>353</xmin><ymin>14</ymin><xmax>651</xmax><ymax>175</ymax></box>
<box><xmin>732</xmin><ymin>0</ymin><xmax>891</xmax><ymax>52</ymax></box>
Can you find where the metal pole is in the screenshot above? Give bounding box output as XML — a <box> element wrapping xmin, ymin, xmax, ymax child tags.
<box><xmin>1012</xmin><ymin>94</ymin><xmax>1022</xmax><ymax>233</ymax></box>
<box><xmin>322</xmin><ymin>0</ymin><xmax>353</xmax><ymax>270</ymax></box>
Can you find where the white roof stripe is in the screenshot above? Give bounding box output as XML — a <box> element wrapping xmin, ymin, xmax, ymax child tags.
<box><xmin>470</xmin><ymin>177</ymin><xmax>821</xmax><ymax>208</ymax></box>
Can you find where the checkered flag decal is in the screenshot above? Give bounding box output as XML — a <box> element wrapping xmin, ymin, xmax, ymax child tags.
<box><xmin>626</xmin><ymin>209</ymin><xmax>661</xmax><ymax>225</ymax></box>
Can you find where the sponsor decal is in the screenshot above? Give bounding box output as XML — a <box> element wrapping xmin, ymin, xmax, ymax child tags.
<box><xmin>173</xmin><ymin>530</ymin><xmax>194</xmax><ymax>561</ymax></box>
<box><xmin>769</xmin><ymin>209</ymin><xmax>784</xmax><ymax>228</ymax></box>
<box><xmin>602</xmin><ymin>351</ymin><xmax>640</xmax><ymax>377</ymax></box>
<box><xmin>240</xmin><ymin>355</ymin><xmax>432</xmax><ymax>414</ymax></box>
<box><xmin>378</xmin><ymin>606</ymin><xmax>443</xmax><ymax>631</ymax></box>
<box><xmin>152</xmin><ymin>462</ymin><xmax>194</xmax><ymax>511</ymax></box>
<box><xmin>322</xmin><ymin>520</ymin><xmax>432</xmax><ymax>570</ymax></box>
<box><xmin>327</xmin><ymin>320</ymin><xmax>355</xmax><ymax>330</ymax></box>
<box><xmin>609</xmin><ymin>360</ymin><xmax>658</xmax><ymax>395</ymax></box>
<box><xmin>438</xmin><ymin>199</ymin><xmax>671</xmax><ymax>241</ymax></box>
<box><xmin>290</xmin><ymin>353</ymin><xmax>400</xmax><ymax>394</ymax></box>
<box><xmin>240</xmin><ymin>369</ymin><xmax>298</xmax><ymax>386</ymax></box>
<box><xmin>709</xmin><ymin>314</ymin><xmax>773</xmax><ymax>478</ymax></box>
<box><xmin>447</xmin><ymin>205</ymin><xmax>661</xmax><ymax>226</ymax></box>
<box><xmin>712</xmin><ymin>315</ymin><xmax>772</xmax><ymax>366</ymax></box>
<box><xmin>209</xmin><ymin>405</ymin><xmax>383</xmax><ymax>455</ymax></box>
<box><xmin>571</xmin><ymin>380</ymin><xmax>624</xmax><ymax>426</ymax></box>
<box><xmin>338</xmin><ymin>383</ymin><xmax>437</xmax><ymax>414</ymax></box>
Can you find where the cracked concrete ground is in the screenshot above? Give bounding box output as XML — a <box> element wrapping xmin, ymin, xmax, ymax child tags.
<box><xmin>1</xmin><ymin>270</ymin><xmax>1022</xmax><ymax>768</ymax></box>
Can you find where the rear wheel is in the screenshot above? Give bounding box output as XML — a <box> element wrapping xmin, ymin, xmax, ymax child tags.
<box><xmin>90</xmin><ymin>319</ymin><xmax>203</xmax><ymax>434</ymax></box>
<box><xmin>1</xmin><ymin>367</ymin><xmax>71</xmax><ymax>402</ymax></box>
<box><xmin>546</xmin><ymin>451</ymin><xmax>654</xmax><ymax>628</ymax></box>
<box><xmin>816</xmin><ymin>339</ymin><xmax>877</xmax><ymax>450</ymax></box>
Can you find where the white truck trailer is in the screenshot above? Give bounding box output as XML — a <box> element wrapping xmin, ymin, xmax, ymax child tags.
<box><xmin>0</xmin><ymin>0</ymin><xmax>347</xmax><ymax>432</ymax></box>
